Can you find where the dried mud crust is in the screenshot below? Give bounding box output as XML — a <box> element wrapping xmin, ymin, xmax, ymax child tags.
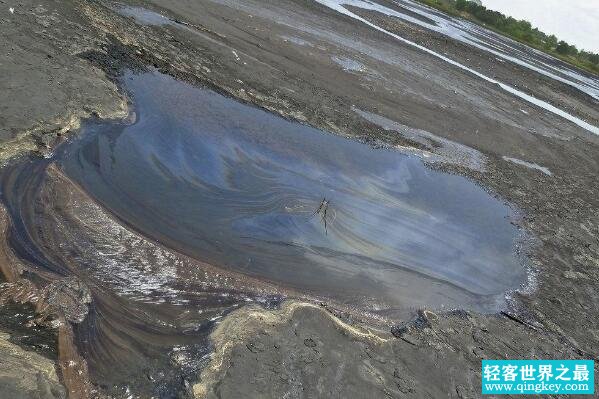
<box><xmin>0</xmin><ymin>0</ymin><xmax>598</xmax><ymax>398</ymax></box>
<box><xmin>192</xmin><ymin>301</ymin><xmax>587</xmax><ymax>398</ymax></box>
<box><xmin>0</xmin><ymin>0</ymin><xmax>127</xmax><ymax>164</ymax></box>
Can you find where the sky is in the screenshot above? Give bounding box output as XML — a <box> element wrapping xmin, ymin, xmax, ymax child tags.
<box><xmin>482</xmin><ymin>0</ymin><xmax>599</xmax><ymax>53</ymax></box>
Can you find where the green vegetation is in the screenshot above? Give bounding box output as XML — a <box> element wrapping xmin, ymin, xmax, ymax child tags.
<box><xmin>416</xmin><ymin>0</ymin><xmax>599</xmax><ymax>75</ymax></box>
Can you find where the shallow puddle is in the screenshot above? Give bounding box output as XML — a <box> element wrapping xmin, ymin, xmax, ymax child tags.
<box><xmin>61</xmin><ymin>71</ymin><xmax>526</xmax><ymax>313</ymax></box>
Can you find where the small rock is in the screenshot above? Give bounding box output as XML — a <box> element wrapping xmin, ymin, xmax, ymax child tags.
<box><xmin>390</xmin><ymin>324</ymin><xmax>408</xmax><ymax>338</ymax></box>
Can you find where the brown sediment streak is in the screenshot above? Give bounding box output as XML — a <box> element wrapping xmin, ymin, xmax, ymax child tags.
<box><xmin>0</xmin><ymin>205</ymin><xmax>43</xmax><ymax>318</ymax></box>
<box><xmin>0</xmin><ymin>204</ymin><xmax>93</xmax><ymax>399</ymax></box>
<box><xmin>58</xmin><ymin>321</ymin><xmax>93</xmax><ymax>399</ymax></box>
<box><xmin>0</xmin><ymin>205</ymin><xmax>22</xmax><ymax>282</ymax></box>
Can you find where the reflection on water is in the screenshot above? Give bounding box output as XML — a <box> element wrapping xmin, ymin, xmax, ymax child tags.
<box><xmin>60</xmin><ymin>71</ymin><xmax>526</xmax><ymax>314</ymax></box>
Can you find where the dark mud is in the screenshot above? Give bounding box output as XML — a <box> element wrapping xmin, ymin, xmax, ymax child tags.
<box><xmin>0</xmin><ymin>297</ymin><xmax>58</xmax><ymax>360</ymax></box>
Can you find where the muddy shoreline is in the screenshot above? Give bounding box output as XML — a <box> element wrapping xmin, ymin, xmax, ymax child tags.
<box><xmin>1</xmin><ymin>0</ymin><xmax>599</xmax><ymax>398</ymax></box>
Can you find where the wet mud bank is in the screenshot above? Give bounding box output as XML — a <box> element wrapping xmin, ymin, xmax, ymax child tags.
<box><xmin>0</xmin><ymin>161</ymin><xmax>277</xmax><ymax>397</ymax></box>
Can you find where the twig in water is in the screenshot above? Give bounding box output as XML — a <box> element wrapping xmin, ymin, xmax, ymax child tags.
<box><xmin>311</xmin><ymin>197</ymin><xmax>330</xmax><ymax>235</ymax></box>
